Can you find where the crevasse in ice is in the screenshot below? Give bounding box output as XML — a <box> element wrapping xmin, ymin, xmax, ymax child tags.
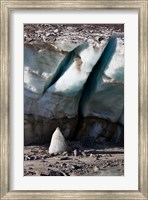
<box><xmin>47</xmin><ymin>40</ymin><xmax>107</xmax><ymax>96</ymax></box>
<box><xmin>81</xmin><ymin>36</ymin><xmax>124</xmax><ymax>122</ymax></box>
<box><xmin>24</xmin><ymin>34</ymin><xmax>124</xmax><ymax>124</ymax></box>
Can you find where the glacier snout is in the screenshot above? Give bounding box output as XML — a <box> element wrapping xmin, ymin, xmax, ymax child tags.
<box><xmin>24</xmin><ymin>35</ymin><xmax>124</xmax><ymax>144</ymax></box>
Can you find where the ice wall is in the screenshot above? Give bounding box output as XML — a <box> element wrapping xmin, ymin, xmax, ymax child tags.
<box><xmin>24</xmin><ymin>43</ymin><xmax>66</xmax><ymax>95</ymax></box>
<box><xmin>24</xmin><ymin>39</ymin><xmax>107</xmax><ymax>118</ymax></box>
<box><xmin>24</xmin><ymin>35</ymin><xmax>124</xmax><ymax>144</ymax></box>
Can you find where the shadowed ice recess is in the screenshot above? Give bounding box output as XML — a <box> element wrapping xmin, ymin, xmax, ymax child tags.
<box><xmin>81</xmin><ymin>36</ymin><xmax>124</xmax><ymax>121</ymax></box>
<box><xmin>78</xmin><ymin>36</ymin><xmax>117</xmax><ymax>115</ymax></box>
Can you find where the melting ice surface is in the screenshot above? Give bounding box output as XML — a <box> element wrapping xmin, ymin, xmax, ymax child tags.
<box><xmin>45</xmin><ymin>40</ymin><xmax>107</xmax><ymax>96</ymax></box>
<box><xmin>80</xmin><ymin>36</ymin><xmax>124</xmax><ymax>122</ymax></box>
<box><xmin>24</xmin><ymin>34</ymin><xmax>124</xmax><ymax>123</ymax></box>
<box><xmin>24</xmin><ymin>43</ymin><xmax>65</xmax><ymax>95</ymax></box>
<box><xmin>104</xmin><ymin>37</ymin><xmax>124</xmax><ymax>83</ymax></box>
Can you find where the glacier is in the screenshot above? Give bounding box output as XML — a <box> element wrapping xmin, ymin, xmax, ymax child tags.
<box><xmin>25</xmin><ymin>38</ymin><xmax>107</xmax><ymax>118</ymax></box>
<box><xmin>24</xmin><ymin>34</ymin><xmax>124</xmax><ymax>144</ymax></box>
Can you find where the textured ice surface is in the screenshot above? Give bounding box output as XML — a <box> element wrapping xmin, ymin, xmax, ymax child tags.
<box><xmin>88</xmin><ymin>122</ymin><xmax>106</xmax><ymax>139</ymax></box>
<box><xmin>80</xmin><ymin>36</ymin><xmax>124</xmax><ymax>122</ymax></box>
<box><xmin>24</xmin><ymin>68</ymin><xmax>46</xmax><ymax>94</ymax></box>
<box><xmin>24</xmin><ymin>40</ymin><xmax>107</xmax><ymax>118</ymax></box>
<box><xmin>83</xmin><ymin>83</ymin><xmax>124</xmax><ymax>122</ymax></box>
<box><xmin>55</xmin><ymin>40</ymin><xmax>82</xmax><ymax>52</ymax></box>
<box><xmin>24</xmin><ymin>43</ymin><xmax>65</xmax><ymax>94</ymax></box>
<box><xmin>104</xmin><ymin>37</ymin><xmax>124</xmax><ymax>83</ymax></box>
<box><xmin>24</xmin><ymin>35</ymin><xmax>124</xmax><ymax>123</ymax></box>
<box><xmin>118</xmin><ymin>109</ymin><xmax>124</xmax><ymax>125</ymax></box>
<box><xmin>48</xmin><ymin>40</ymin><xmax>107</xmax><ymax>96</ymax></box>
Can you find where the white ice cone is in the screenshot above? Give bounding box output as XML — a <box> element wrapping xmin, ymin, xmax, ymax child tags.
<box><xmin>49</xmin><ymin>127</ymin><xmax>67</xmax><ymax>154</ymax></box>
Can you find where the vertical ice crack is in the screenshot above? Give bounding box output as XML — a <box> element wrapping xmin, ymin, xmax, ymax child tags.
<box><xmin>72</xmin><ymin>36</ymin><xmax>117</xmax><ymax>140</ymax></box>
<box><xmin>43</xmin><ymin>42</ymin><xmax>89</xmax><ymax>94</ymax></box>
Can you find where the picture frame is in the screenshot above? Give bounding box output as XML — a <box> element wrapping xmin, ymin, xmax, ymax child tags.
<box><xmin>0</xmin><ymin>0</ymin><xmax>147</xmax><ymax>199</ymax></box>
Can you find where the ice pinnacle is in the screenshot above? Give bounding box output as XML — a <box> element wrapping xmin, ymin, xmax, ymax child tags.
<box><xmin>49</xmin><ymin>127</ymin><xmax>68</xmax><ymax>154</ymax></box>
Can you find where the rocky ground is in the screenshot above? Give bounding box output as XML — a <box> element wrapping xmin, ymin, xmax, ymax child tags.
<box><xmin>24</xmin><ymin>24</ymin><xmax>124</xmax><ymax>176</ymax></box>
<box><xmin>24</xmin><ymin>140</ymin><xmax>124</xmax><ymax>176</ymax></box>
<box><xmin>24</xmin><ymin>24</ymin><xmax>124</xmax><ymax>47</ymax></box>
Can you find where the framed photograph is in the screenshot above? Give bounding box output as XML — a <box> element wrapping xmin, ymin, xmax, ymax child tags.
<box><xmin>0</xmin><ymin>0</ymin><xmax>147</xmax><ymax>199</ymax></box>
